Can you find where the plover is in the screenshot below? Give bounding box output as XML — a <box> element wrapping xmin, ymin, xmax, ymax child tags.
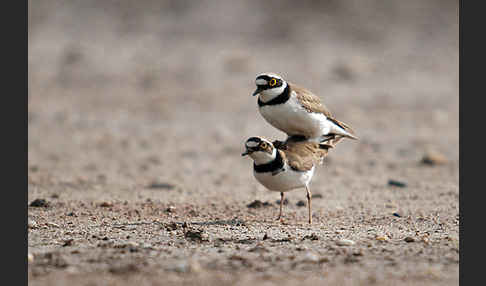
<box><xmin>242</xmin><ymin>136</ymin><xmax>331</xmax><ymax>224</ymax></box>
<box><xmin>252</xmin><ymin>73</ymin><xmax>358</xmax><ymax>144</ymax></box>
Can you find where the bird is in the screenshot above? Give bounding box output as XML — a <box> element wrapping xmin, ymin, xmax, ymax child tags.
<box><xmin>252</xmin><ymin>72</ymin><xmax>358</xmax><ymax>145</ymax></box>
<box><xmin>241</xmin><ymin>136</ymin><xmax>332</xmax><ymax>224</ymax></box>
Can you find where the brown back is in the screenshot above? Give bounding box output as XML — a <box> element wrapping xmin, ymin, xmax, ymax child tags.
<box><xmin>289</xmin><ymin>82</ymin><xmax>357</xmax><ymax>137</ymax></box>
<box><xmin>276</xmin><ymin>139</ymin><xmax>330</xmax><ymax>171</ymax></box>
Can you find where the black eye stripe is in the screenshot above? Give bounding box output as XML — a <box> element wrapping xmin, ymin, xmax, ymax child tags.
<box><xmin>255</xmin><ymin>76</ymin><xmax>283</xmax><ymax>89</ymax></box>
<box><xmin>247</xmin><ymin>137</ymin><xmax>261</xmax><ymax>143</ymax></box>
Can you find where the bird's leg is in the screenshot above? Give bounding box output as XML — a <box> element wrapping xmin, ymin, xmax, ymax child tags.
<box><xmin>306</xmin><ymin>186</ymin><xmax>312</xmax><ymax>224</ymax></box>
<box><xmin>277</xmin><ymin>192</ymin><xmax>284</xmax><ymax>221</ymax></box>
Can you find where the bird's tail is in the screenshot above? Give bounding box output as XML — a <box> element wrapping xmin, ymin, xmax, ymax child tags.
<box><xmin>328</xmin><ymin>118</ymin><xmax>358</xmax><ymax>140</ymax></box>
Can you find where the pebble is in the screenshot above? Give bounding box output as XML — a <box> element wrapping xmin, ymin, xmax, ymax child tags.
<box><xmin>247</xmin><ymin>200</ymin><xmax>271</xmax><ymax>208</ymax></box>
<box><xmin>173</xmin><ymin>260</ymin><xmax>202</xmax><ymax>273</ymax></box>
<box><xmin>388</xmin><ymin>179</ymin><xmax>407</xmax><ymax>188</ymax></box>
<box><xmin>147</xmin><ymin>182</ymin><xmax>175</xmax><ymax>190</ymax></box>
<box><xmin>62</xmin><ymin>239</ymin><xmax>74</xmax><ymax>247</ymax></box>
<box><xmin>296</xmin><ymin>200</ymin><xmax>306</xmax><ymax>207</ymax></box>
<box><xmin>28</xmin><ymin>253</ymin><xmax>34</xmax><ymax>263</ymax></box>
<box><xmin>29</xmin><ymin>199</ymin><xmax>50</xmax><ymax>207</ymax></box>
<box><xmin>303</xmin><ymin>233</ymin><xmax>319</xmax><ymax>241</ymax></box>
<box><xmin>302</xmin><ymin>252</ymin><xmax>319</xmax><ymax>263</ymax></box>
<box><xmin>404</xmin><ymin>237</ymin><xmax>415</xmax><ymax>243</ymax></box>
<box><xmin>376</xmin><ymin>236</ymin><xmax>389</xmax><ymax>242</ymax></box>
<box><xmin>336</xmin><ymin>239</ymin><xmax>355</xmax><ymax>246</ymax></box>
<box><xmin>165</xmin><ymin>222</ymin><xmax>179</xmax><ymax>231</ymax></box>
<box><xmin>166</xmin><ymin>206</ymin><xmax>177</xmax><ymax>213</ymax></box>
<box><xmin>99</xmin><ymin>202</ymin><xmax>113</xmax><ymax>207</ymax></box>
<box><xmin>421</xmin><ymin>150</ymin><xmax>448</xmax><ymax>166</ymax></box>
<box><xmin>184</xmin><ymin>229</ymin><xmax>207</xmax><ymax>242</ymax></box>
<box><xmin>28</xmin><ymin>219</ymin><xmax>37</xmax><ymax>228</ymax></box>
<box><xmin>47</xmin><ymin>222</ymin><xmax>60</xmax><ymax>228</ymax></box>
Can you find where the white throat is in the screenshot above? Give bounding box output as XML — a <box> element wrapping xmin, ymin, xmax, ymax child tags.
<box><xmin>259</xmin><ymin>82</ymin><xmax>287</xmax><ymax>103</ymax></box>
<box><xmin>249</xmin><ymin>148</ymin><xmax>277</xmax><ymax>165</ymax></box>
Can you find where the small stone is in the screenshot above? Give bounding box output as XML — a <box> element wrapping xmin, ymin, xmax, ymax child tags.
<box><xmin>28</xmin><ymin>253</ymin><xmax>34</xmax><ymax>263</ymax></box>
<box><xmin>303</xmin><ymin>233</ymin><xmax>319</xmax><ymax>241</ymax></box>
<box><xmin>29</xmin><ymin>199</ymin><xmax>50</xmax><ymax>208</ymax></box>
<box><xmin>247</xmin><ymin>200</ymin><xmax>271</xmax><ymax>208</ymax></box>
<box><xmin>421</xmin><ymin>151</ymin><xmax>448</xmax><ymax>166</ymax></box>
<box><xmin>296</xmin><ymin>200</ymin><xmax>306</xmax><ymax>207</ymax></box>
<box><xmin>404</xmin><ymin>237</ymin><xmax>415</xmax><ymax>243</ymax></box>
<box><xmin>336</xmin><ymin>239</ymin><xmax>355</xmax><ymax>246</ymax></box>
<box><xmin>62</xmin><ymin>239</ymin><xmax>74</xmax><ymax>247</ymax></box>
<box><xmin>173</xmin><ymin>260</ymin><xmax>201</xmax><ymax>273</ymax></box>
<box><xmin>47</xmin><ymin>222</ymin><xmax>60</xmax><ymax>228</ymax></box>
<box><xmin>302</xmin><ymin>252</ymin><xmax>319</xmax><ymax>263</ymax></box>
<box><xmin>28</xmin><ymin>219</ymin><xmax>37</xmax><ymax>228</ymax></box>
<box><xmin>166</xmin><ymin>206</ymin><xmax>177</xmax><ymax>213</ymax></box>
<box><xmin>165</xmin><ymin>222</ymin><xmax>179</xmax><ymax>231</ymax></box>
<box><xmin>313</xmin><ymin>193</ymin><xmax>323</xmax><ymax>199</ymax></box>
<box><xmin>376</xmin><ymin>236</ymin><xmax>389</xmax><ymax>242</ymax></box>
<box><xmin>99</xmin><ymin>202</ymin><xmax>113</xmax><ymax>207</ymax></box>
<box><xmin>319</xmin><ymin>257</ymin><xmax>330</xmax><ymax>263</ymax></box>
<box><xmin>393</xmin><ymin>212</ymin><xmax>402</xmax><ymax>217</ymax></box>
<box><xmin>184</xmin><ymin>229</ymin><xmax>206</xmax><ymax>242</ymax></box>
<box><xmin>147</xmin><ymin>182</ymin><xmax>175</xmax><ymax>190</ymax></box>
<box><xmin>388</xmin><ymin>179</ymin><xmax>407</xmax><ymax>188</ymax></box>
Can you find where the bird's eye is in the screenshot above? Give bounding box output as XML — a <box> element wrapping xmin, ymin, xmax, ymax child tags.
<box><xmin>260</xmin><ymin>142</ymin><xmax>267</xmax><ymax>149</ymax></box>
<box><xmin>269</xmin><ymin>78</ymin><xmax>277</xmax><ymax>87</ymax></box>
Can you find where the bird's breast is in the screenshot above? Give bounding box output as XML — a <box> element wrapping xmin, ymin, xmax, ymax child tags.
<box><xmin>253</xmin><ymin>166</ymin><xmax>314</xmax><ymax>192</ymax></box>
<box><xmin>258</xmin><ymin>96</ymin><xmax>328</xmax><ymax>137</ymax></box>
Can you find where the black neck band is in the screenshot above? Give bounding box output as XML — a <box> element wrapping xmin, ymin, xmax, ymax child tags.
<box><xmin>254</xmin><ymin>151</ymin><xmax>284</xmax><ymax>173</ymax></box>
<box><xmin>258</xmin><ymin>84</ymin><xmax>291</xmax><ymax>107</ymax></box>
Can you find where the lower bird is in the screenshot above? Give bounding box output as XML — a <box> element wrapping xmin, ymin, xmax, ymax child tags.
<box><xmin>242</xmin><ymin>136</ymin><xmax>332</xmax><ymax>224</ymax></box>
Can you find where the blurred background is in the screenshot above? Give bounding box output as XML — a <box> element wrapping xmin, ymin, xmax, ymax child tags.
<box><xmin>28</xmin><ymin>2</ymin><xmax>459</xmax><ymax>284</ymax></box>
<box><xmin>28</xmin><ymin>0</ymin><xmax>458</xmax><ymax>202</ymax></box>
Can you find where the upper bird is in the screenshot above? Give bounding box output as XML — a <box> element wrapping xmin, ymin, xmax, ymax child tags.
<box><xmin>252</xmin><ymin>72</ymin><xmax>358</xmax><ymax>144</ymax></box>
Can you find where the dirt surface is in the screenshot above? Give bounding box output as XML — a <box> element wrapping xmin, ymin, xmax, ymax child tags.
<box><xmin>28</xmin><ymin>1</ymin><xmax>459</xmax><ymax>285</ymax></box>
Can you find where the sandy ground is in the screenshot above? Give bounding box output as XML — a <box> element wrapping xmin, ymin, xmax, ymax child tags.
<box><xmin>28</xmin><ymin>1</ymin><xmax>458</xmax><ymax>285</ymax></box>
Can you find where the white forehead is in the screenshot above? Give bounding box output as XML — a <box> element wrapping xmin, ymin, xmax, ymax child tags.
<box><xmin>256</xmin><ymin>72</ymin><xmax>283</xmax><ymax>80</ymax></box>
<box><xmin>245</xmin><ymin>141</ymin><xmax>260</xmax><ymax>147</ymax></box>
<box><xmin>245</xmin><ymin>137</ymin><xmax>272</xmax><ymax>147</ymax></box>
<box><xmin>255</xmin><ymin>78</ymin><xmax>267</xmax><ymax>85</ymax></box>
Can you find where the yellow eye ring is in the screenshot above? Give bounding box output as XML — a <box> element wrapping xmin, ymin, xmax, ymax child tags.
<box><xmin>260</xmin><ymin>142</ymin><xmax>267</xmax><ymax>149</ymax></box>
<box><xmin>269</xmin><ymin>78</ymin><xmax>277</xmax><ymax>87</ymax></box>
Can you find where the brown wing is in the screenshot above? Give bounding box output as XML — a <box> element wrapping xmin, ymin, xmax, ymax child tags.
<box><xmin>289</xmin><ymin>82</ymin><xmax>332</xmax><ymax>117</ymax></box>
<box><xmin>277</xmin><ymin>140</ymin><xmax>329</xmax><ymax>172</ymax></box>
<box><xmin>289</xmin><ymin>82</ymin><xmax>357</xmax><ymax>137</ymax></box>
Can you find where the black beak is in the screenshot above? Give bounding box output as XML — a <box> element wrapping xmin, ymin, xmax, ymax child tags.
<box><xmin>252</xmin><ymin>86</ymin><xmax>263</xmax><ymax>96</ymax></box>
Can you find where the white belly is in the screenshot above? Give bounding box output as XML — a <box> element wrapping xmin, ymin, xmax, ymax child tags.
<box><xmin>258</xmin><ymin>96</ymin><xmax>330</xmax><ymax>138</ymax></box>
<box><xmin>253</xmin><ymin>166</ymin><xmax>314</xmax><ymax>192</ymax></box>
